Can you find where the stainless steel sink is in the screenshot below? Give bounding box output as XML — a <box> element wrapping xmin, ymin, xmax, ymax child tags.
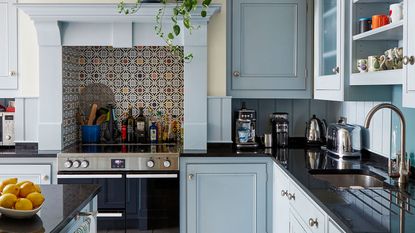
<box><xmin>310</xmin><ymin>170</ymin><xmax>386</xmax><ymax>189</ymax></box>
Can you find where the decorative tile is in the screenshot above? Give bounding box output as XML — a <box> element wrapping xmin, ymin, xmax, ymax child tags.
<box><xmin>62</xmin><ymin>46</ymin><xmax>184</xmax><ymax>147</ymax></box>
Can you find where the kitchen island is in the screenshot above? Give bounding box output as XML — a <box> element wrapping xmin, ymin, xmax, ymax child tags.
<box><xmin>0</xmin><ymin>184</ymin><xmax>100</xmax><ymax>233</ymax></box>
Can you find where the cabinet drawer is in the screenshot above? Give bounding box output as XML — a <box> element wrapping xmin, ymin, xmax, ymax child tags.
<box><xmin>328</xmin><ymin>218</ymin><xmax>345</xmax><ymax>233</ymax></box>
<box><xmin>289</xmin><ymin>183</ymin><xmax>325</xmax><ymax>233</ymax></box>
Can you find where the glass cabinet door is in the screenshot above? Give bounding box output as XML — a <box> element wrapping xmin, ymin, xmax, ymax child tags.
<box><xmin>319</xmin><ymin>0</ymin><xmax>338</xmax><ymax>76</ymax></box>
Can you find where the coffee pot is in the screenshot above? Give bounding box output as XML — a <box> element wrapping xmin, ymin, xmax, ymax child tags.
<box><xmin>305</xmin><ymin>115</ymin><xmax>327</xmax><ymax>145</ymax></box>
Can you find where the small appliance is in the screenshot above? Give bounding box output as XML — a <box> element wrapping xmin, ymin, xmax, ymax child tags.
<box><xmin>271</xmin><ymin>112</ymin><xmax>289</xmax><ymax>148</ymax></box>
<box><xmin>0</xmin><ymin>112</ymin><xmax>15</xmax><ymax>146</ymax></box>
<box><xmin>305</xmin><ymin>115</ymin><xmax>327</xmax><ymax>145</ymax></box>
<box><xmin>234</xmin><ymin>103</ymin><xmax>258</xmax><ymax>148</ymax></box>
<box><xmin>326</xmin><ymin>118</ymin><xmax>362</xmax><ymax>157</ymax></box>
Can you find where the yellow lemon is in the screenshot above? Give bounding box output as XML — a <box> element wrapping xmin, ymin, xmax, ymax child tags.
<box><xmin>34</xmin><ymin>184</ymin><xmax>42</xmax><ymax>193</ymax></box>
<box><xmin>0</xmin><ymin>178</ymin><xmax>18</xmax><ymax>192</ymax></box>
<box><xmin>19</xmin><ymin>182</ymin><xmax>36</xmax><ymax>198</ymax></box>
<box><xmin>2</xmin><ymin>184</ymin><xmax>20</xmax><ymax>196</ymax></box>
<box><xmin>16</xmin><ymin>180</ymin><xmax>31</xmax><ymax>188</ymax></box>
<box><xmin>0</xmin><ymin>193</ymin><xmax>17</xmax><ymax>209</ymax></box>
<box><xmin>26</xmin><ymin>192</ymin><xmax>44</xmax><ymax>208</ymax></box>
<box><xmin>15</xmin><ymin>198</ymin><xmax>33</xmax><ymax>210</ymax></box>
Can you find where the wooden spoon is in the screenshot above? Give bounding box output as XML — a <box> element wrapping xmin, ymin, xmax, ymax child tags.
<box><xmin>95</xmin><ymin>114</ymin><xmax>107</xmax><ymax>125</ymax></box>
<box><xmin>87</xmin><ymin>104</ymin><xmax>98</xmax><ymax>126</ymax></box>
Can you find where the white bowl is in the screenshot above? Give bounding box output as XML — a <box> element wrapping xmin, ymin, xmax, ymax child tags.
<box><xmin>0</xmin><ymin>204</ymin><xmax>43</xmax><ymax>219</ymax></box>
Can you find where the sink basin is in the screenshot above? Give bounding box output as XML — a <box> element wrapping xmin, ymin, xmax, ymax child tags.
<box><xmin>309</xmin><ymin>170</ymin><xmax>386</xmax><ymax>189</ymax></box>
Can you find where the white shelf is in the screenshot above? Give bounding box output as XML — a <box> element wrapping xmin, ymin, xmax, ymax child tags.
<box><xmin>350</xmin><ymin>69</ymin><xmax>402</xmax><ymax>86</ymax></box>
<box><xmin>323</xmin><ymin>50</ymin><xmax>336</xmax><ymax>58</ymax></box>
<box><xmin>353</xmin><ymin>21</ymin><xmax>403</xmax><ymax>41</ymax></box>
<box><xmin>323</xmin><ymin>7</ymin><xmax>336</xmax><ymax>19</ymax></box>
<box><xmin>353</xmin><ymin>0</ymin><xmax>402</xmax><ymax>3</ymax></box>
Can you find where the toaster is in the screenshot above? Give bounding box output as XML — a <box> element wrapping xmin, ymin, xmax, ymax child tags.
<box><xmin>326</xmin><ymin>118</ymin><xmax>362</xmax><ymax>157</ymax></box>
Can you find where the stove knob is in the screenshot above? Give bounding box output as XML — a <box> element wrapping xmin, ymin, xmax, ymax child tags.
<box><xmin>73</xmin><ymin>160</ymin><xmax>81</xmax><ymax>168</ymax></box>
<box><xmin>5</xmin><ymin>135</ymin><xmax>11</xmax><ymax>140</ymax></box>
<box><xmin>163</xmin><ymin>160</ymin><xmax>171</xmax><ymax>168</ymax></box>
<box><xmin>64</xmin><ymin>160</ymin><xmax>73</xmax><ymax>168</ymax></box>
<box><xmin>81</xmin><ymin>160</ymin><xmax>89</xmax><ymax>168</ymax></box>
<box><xmin>147</xmin><ymin>160</ymin><xmax>155</xmax><ymax>168</ymax></box>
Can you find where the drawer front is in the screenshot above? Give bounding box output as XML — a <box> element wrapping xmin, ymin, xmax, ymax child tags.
<box><xmin>289</xmin><ymin>183</ymin><xmax>325</xmax><ymax>233</ymax></box>
<box><xmin>328</xmin><ymin>218</ymin><xmax>345</xmax><ymax>233</ymax></box>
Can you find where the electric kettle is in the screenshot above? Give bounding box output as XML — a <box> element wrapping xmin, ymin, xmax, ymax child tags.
<box><xmin>305</xmin><ymin>115</ymin><xmax>327</xmax><ymax>145</ymax></box>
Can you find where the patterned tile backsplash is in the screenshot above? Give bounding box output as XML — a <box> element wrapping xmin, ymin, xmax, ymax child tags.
<box><xmin>62</xmin><ymin>46</ymin><xmax>184</xmax><ymax>148</ymax></box>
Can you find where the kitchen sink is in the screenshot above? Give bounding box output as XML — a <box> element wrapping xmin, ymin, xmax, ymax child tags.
<box><xmin>309</xmin><ymin>170</ymin><xmax>386</xmax><ymax>189</ymax></box>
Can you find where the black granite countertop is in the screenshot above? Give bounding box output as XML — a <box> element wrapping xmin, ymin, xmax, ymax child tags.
<box><xmin>182</xmin><ymin>144</ymin><xmax>415</xmax><ymax>233</ymax></box>
<box><xmin>0</xmin><ymin>184</ymin><xmax>101</xmax><ymax>233</ymax></box>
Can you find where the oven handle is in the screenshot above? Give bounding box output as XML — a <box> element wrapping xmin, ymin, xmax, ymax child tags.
<box><xmin>57</xmin><ymin>174</ymin><xmax>123</xmax><ymax>179</ymax></box>
<box><xmin>126</xmin><ymin>174</ymin><xmax>178</xmax><ymax>179</ymax></box>
<box><xmin>97</xmin><ymin>212</ymin><xmax>123</xmax><ymax>218</ymax></box>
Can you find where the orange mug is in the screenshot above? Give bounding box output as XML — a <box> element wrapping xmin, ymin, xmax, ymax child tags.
<box><xmin>372</xmin><ymin>15</ymin><xmax>389</xmax><ymax>29</ymax></box>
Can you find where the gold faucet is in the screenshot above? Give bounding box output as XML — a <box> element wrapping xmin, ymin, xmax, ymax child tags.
<box><xmin>364</xmin><ymin>103</ymin><xmax>409</xmax><ymax>185</ymax></box>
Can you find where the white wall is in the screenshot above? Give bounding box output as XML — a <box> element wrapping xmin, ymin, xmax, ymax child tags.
<box><xmin>17</xmin><ymin>0</ymin><xmax>227</xmax><ymax>97</ymax></box>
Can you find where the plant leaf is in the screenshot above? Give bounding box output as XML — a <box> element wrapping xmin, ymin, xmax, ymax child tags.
<box><xmin>173</xmin><ymin>25</ymin><xmax>181</xmax><ymax>36</ymax></box>
<box><xmin>168</xmin><ymin>33</ymin><xmax>175</xmax><ymax>40</ymax></box>
<box><xmin>201</xmin><ymin>10</ymin><xmax>207</xmax><ymax>17</ymax></box>
<box><xmin>202</xmin><ymin>0</ymin><xmax>212</xmax><ymax>6</ymax></box>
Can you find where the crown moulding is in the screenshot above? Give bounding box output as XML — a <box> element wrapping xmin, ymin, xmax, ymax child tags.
<box><xmin>16</xmin><ymin>3</ymin><xmax>221</xmax><ymax>23</ymax></box>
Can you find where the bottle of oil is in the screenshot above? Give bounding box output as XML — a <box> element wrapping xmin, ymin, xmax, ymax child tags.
<box><xmin>149</xmin><ymin>121</ymin><xmax>158</xmax><ymax>144</ymax></box>
<box><xmin>127</xmin><ymin>107</ymin><xmax>135</xmax><ymax>143</ymax></box>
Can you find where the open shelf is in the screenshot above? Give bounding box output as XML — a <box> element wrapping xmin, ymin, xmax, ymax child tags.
<box><xmin>350</xmin><ymin>69</ymin><xmax>402</xmax><ymax>86</ymax></box>
<box><xmin>353</xmin><ymin>0</ymin><xmax>402</xmax><ymax>3</ymax></box>
<box><xmin>353</xmin><ymin>21</ymin><xmax>403</xmax><ymax>41</ymax></box>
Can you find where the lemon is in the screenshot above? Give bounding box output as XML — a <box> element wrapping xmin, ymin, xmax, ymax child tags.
<box><xmin>0</xmin><ymin>193</ymin><xmax>17</xmax><ymax>209</ymax></box>
<box><xmin>15</xmin><ymin>198</ymin><xmax>33</xmax><ymax>210</ymax></box>
<box><xmin>26</xmin><ymin>192</ymin><xmax>44</xmax><ymax>208</ymax></box>
<box><xmin>34</xmin><ymin>184</ymin><xmax>42</xmax><ymax>193</ymax></box>
<box><xmin>3</xmin><ymin>184</ymin><xmax>20</xmax><ymax>196</ymax></box>
<box><xmin>16</xmin><ymin>180</ymin><xmax>31</xmax><ymax>188</ymax></box>
<box><xmin>0</xmin><ymin>178</ymin><xmax>18</xmax><ymax>192</ymax></box>
<box><xmin>19</xmin><ymin>182</ymin><xmax>36</xmax><ymax>198</ymax></box>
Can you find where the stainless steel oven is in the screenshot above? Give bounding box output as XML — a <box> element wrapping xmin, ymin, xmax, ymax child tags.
<box><xmin>57</xmin><ymin>144</ymin><xmax>180</xmax><ymax>233</ymax></box>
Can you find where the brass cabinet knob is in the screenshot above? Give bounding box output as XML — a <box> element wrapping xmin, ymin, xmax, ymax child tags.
<box><xmin>332</xmin><ymin>67</ymin><xmax>340</xmax><ymax>74</ymax></box>
<box><xmin>281</xmin><ymin>190</ymin><xmax>288</xmax><ymax>197</ymax></box>
<box><xmin>308</xmin><ymin>218</ymin><xmax>318</xmax><ymax>227</ymax></box>
<box><xmin>403</xmin><ymin>56</ymin><xmax>415</xmax><ymax>65</ymax></box>
<box><xmin>188</xmin><ymin>174</ymin><xmax>194</xmax><ymax>180</ymax></box>
<box><xmin>288</xmin><ymin>193</ymin><xmax>295</xmax><ymax>200</ymax></box>
<box><xmin>233</xmin><ymin>71</ymin><xmax>240</xmax><ymax>77</ymax></box>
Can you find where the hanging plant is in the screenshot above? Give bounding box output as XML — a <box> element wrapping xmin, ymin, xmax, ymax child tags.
<box><xmin>117</xmin><ymin>0</ymin><xmax>212</xmax><ymax>62</ymax></box>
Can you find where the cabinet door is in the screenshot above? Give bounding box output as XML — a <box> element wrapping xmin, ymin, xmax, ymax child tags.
<box><xmin>314</xmin><ymin>0</ymin><xmax>344</xmax><ymax>101</ymax></box>
<box><xmin>186</xmin><ymin>163</ymin><xmax>267</xmax><ymax>233</ymax></box>
<box><xmin>403</xmin><ymin>0</ymin><xmax>415</xmax><ymax>107</ymax></box>
<box><xmin>0</xmin><ymin>0</ymin><xmax>17</xmax><ymax>89</ymax></box>
<box><xmin>231</xmin><ymin>0</ymin><xmax>308</xmax><ymax>94</ymax></box>
<box><xmin>328</xmin><ymin>219</ymin><xmax>345</xmax><ymax>233</ymax></box>
<box><xmin>289</xmin><ymin>212</ymin><xmax>308</xmax><ymax>233</ymax></box>
<box><xmin>274</xmin><ymin>165</ymin><xmax>290</xmax><ymax>233</ymax></box>
<box><xmin>0</xmin><ymin>164</ymin><xmax>51</xmax><ymax>184</ymax></box>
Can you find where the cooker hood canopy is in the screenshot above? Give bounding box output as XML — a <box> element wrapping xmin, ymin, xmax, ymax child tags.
<box><xmin>17</xmin><ymin>3</ymin><xmax>221</xmax><ymax>151</ymax></box>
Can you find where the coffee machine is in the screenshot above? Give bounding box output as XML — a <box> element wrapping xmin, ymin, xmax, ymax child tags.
<box><xmin>234</xmin><ymin>103</ymin><xmax>258</xmax><ymax>148</ymax></box>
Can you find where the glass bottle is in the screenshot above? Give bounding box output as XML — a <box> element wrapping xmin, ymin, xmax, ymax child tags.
<box><xmin>135</xmin><ymin>107</ymin><xmax>146</xmax><ymax>143</ymax></box>
<box><xmin>127</xmin><ymin>107</ymin><xmax>135</xmax><ymax>143</ymax></box>
<box><xmin>149</xmin><ymin>121</ymin><xmax>158</xmax><ymax>144</ymax></box>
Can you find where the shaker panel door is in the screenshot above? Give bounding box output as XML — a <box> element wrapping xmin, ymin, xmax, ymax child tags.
<box><xmin>0</xmin><ymin>164</ymin><xmax>51</xmax><ymax>184</ymax></box>
<box><xmin>186</xmin><ymin>163</ymin><xmax>267</xmax><ymax>233</ymax></box>
<box><xmin>403</xmin><ymin>0</ymin><xmax>415</xmax><ymax>107</ymax></box>
<box><xmin>231</xmin><ymin>0</ymin><xmax>308</xmax><ymax>91</ymax></box>
<box><xmin>0</xmin><ymin>0</ymin><xmax>17</xmax><ymax>89</ymax></box>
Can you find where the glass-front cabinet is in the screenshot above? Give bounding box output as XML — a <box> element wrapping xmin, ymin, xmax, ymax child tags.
<box><xmin>314</xmin><ymin>0</ymin><xmax>343</xmax><ymax>101</ymax></box>
<box><xmin>403</xmin><ymin>0</ymin><xmax>415</xmax><ymax>107</ymax></box>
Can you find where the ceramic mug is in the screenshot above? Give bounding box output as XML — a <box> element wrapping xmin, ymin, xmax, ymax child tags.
<box><xmin>368</xmin><ymin>55</ymin><xmax>383</xmax><ymax>72</ymax></box>
<box><xmin>390</xmin><ymin>3</ymin><xmax>404</xmax><ymax>23</ymax></box>
<box><xmin>372</xmin><ymin>15</ymin><xmax>389</xmax><ymax>29</ymax></box>
<box><xmin>357</xmin><ymin>59</ymin><xmax>368</xmax><ymax>73</ymax></box>
<box><xmin>393</xmin><ymin>47</ymin><xmax>404</xmax><ymax>69</ymax></box>
<box><xmin>381</xmin><ymin>49</ymin><xmax>396</xmax><ymax>70</ymax></box>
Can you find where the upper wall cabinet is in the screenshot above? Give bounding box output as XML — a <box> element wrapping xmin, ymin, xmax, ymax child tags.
<box><xmin>228</xmin><ymin>0</ymin><xmax>312</xmax><ymax>99</ymax></box>
<box><xmin>403</xmin><ymin>0</ymin><xmax>415</xmax><ymax>107</ymax></box>
<box><xmin>314</xmin><ymin>0</ymin><xmax>393</xmax><ymax>102</ymax></box>
<box><xmin>0</xmin><ymin>0</ymin><xmax>18</xmax><ymax>92</ymax></box>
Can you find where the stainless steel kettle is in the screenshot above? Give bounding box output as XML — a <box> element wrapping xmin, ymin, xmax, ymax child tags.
<box><xmin>305</xmin><ymin>115</ymin><xmax>327</xmax><ymax>145</ymax></box>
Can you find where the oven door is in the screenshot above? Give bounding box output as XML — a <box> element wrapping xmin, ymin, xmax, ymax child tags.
<box><xmin>57</xmin><ymin>173</ymin><xmax>126</xmax><ymax>233</ymax></box>
<box><xmin>126</xmin><ymin>173</ymin><xmax>179</xmax><ymax>233</ymax></box>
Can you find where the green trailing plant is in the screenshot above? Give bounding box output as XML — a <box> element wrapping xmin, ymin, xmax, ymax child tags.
<box><xmin>118</xmin><ymin>0</ymin><xmax>212</xmax><ymax>61</ymax></box>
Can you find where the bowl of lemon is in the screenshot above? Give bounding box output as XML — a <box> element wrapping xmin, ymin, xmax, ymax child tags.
<box><xmin>0</xmin><ymin>178</ymin><xmax>45</xmax><ymax>219</ymax></box>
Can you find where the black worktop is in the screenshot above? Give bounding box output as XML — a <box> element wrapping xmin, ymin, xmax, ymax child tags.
<box><xmin>0</xmin><ymin>184</ymin><xmax>101</xmax><ymax>233</ymax></box>
<box><xmin>182</xmin><ymin>144</ymin><xmax>415</xmax><ymax>233</ymax></box>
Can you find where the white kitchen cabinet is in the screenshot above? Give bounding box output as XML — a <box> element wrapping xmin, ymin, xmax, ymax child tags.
<box><xmin>314</xmin><ymin>0</ymin><xmax>392</xmax><ymax>101</ymax></box>
<box><xmin>0</xmin><ymin>164</ymin><xmax>52</xmax><ymax>184</ymax></box>
<box><xmin>0</xmin><ymin>0</ymin><xmax>18</xmax><ymax>91</ymax></box>
<box><xmin>290</xmin><ymin>212</ymin><xmax>308</xmax><ymax>233</ymax></box>
<box><xmin>402</xmin><ymin>0</ymin><xmax>415</xmax><ymax>107</ymax></box>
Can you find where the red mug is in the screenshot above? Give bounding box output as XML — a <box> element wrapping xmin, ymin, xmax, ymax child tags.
<box><xmin>372</xmin><ymin>15</ymin><xmax>389</xmax><ymax>29</ymax></box>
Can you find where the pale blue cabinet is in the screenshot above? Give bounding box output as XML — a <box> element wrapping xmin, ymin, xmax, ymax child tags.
<box><xmin>180</xmin><ymin>157</ymin><xmax>272</xmax><ymax>233</ymax></box>
<box><xmin>290</xmin><ymin>212</ymin><xmax>308</xmax><ymax>233</ymax></box>
<box><xmin>228</xmin><ymin>0</ymin><xmax>312</xmax><ymax>99</ymax></box>
<box><xmin>0</xmin><ymin>0</ymin><xmax>18</xmax><ymax>91</ymax></box>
